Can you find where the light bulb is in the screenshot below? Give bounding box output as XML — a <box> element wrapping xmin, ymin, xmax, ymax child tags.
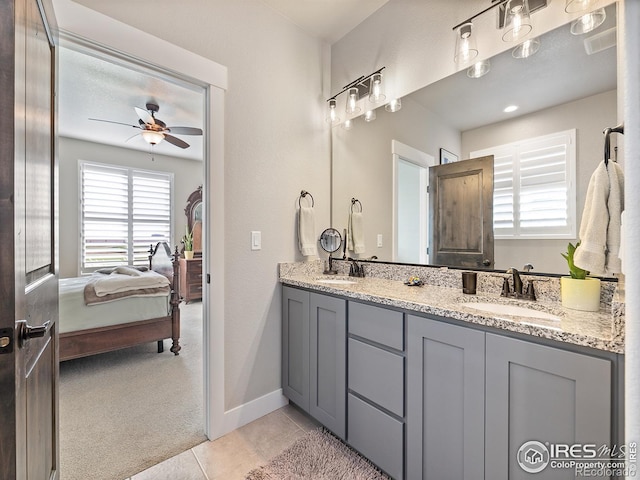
<box><xmin>345</xmin><ymin>87</ymin><xmax>360</xmax><ymax>115</ymax></box>
<box><xmin>570</xmin><ymin>8</ymin><xmax>606</xmax><ymax>35</ymax></box>
<box><xmin>368</xmin><ymin>73</ymin><xmax>386</xmax><ymax>103</ymax></box>
<box><xmin>512</xmin><ymin>37</ymin><xmax>540</xmax><ymax>58</ymax></box>
<box><xmin>454</xmin><ymin>22</ymin><xmax>478</xmax><ymax>64</ymax></box>
<box><xmin>342</xmin><ymin>118</ymin><xmax>354</xmax><ymax>130</ymax></box>
<box><xmin>467</xmin><ymin>60</ymin><xmax>490</xmax><ymax>78</ymax></box>
<box><xmin>503</xmin><ymin>0</ymin><xmax>532</xmax><ymax>42</ymax></box>
<box><xmin>364</xmin><ymin>110</ymin><xmax>376</xmax><ymax>122</ymax></box>
<box><xmin>385</xmin><ymin>98</ymin><xmax>402</xmax><ymax>113</ymax></box>
<box><xmin>141</xmin><ymin>130</ymin><xmax>164</xmax><ymax>145</ymax></box>
<box><xmin>325</xmin><ymin>98</ymin><xmax>340</xmax><ymax>125</ymax></box>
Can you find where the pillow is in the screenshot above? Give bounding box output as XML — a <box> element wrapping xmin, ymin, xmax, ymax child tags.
<box><xmin>95</xmin><ymin>265</ymin><xmax>149</xmax><ymax>274</ymax></box>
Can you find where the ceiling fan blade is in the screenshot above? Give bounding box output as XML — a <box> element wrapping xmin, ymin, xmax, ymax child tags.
<box><xmin>164</xmin><ymin>134</ymin><xmax>190</xmax><ymax>149</ymax></box>
<box><xmin>166</xmin><ymin>126</ymin><xmax>203</xmax><ymax>136</ymax></box>
<box><xmin>89</xmin><ymin>118</ymin><xmax>139</xmax><ymax>128</ymax></box>
<box><xmin>134</xmin><ymin>107</ymin><xmax>155</xmax><ymax>125</ymax></box>
<box><xmin>124</xmin><ymin>132</ymin><xmax>141</xmax><ymax>143</ymax></box>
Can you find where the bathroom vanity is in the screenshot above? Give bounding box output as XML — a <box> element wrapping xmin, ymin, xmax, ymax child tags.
<box><xmin>280</xmin><ymin>262</ymin><xmax>624</xmax><ymax>480</ymax></box>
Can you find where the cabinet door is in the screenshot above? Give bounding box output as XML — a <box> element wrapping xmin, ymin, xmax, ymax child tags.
<box><xmin>485</xmin><ymin>334</ymin><xmax>611</xmax><ymax>480</ymax></box>
<box><xmin>310</xmin><ymin>293</ymin><xmax>346</xmax><ymax>439</ymax></box>
<box><xmin>407</xmin><ymin>315</ymin><xmax>485</xmax><ymax>480</ymax></box>
<box><xmin>282</xmin><ymin>286</ymin><xmax>310</xmax><ymax>411</ymax></box>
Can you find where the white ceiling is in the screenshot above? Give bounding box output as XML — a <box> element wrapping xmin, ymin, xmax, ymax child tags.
<box><xmin>260</xmin><ymin>0</ymin><xmax>390</xmax><ymax>44</ymax></box>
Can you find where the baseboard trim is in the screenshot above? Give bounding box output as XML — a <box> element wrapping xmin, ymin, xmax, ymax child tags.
<box><xmin>214</xmin><ymin>389</ymin><xmax>288</xmax><ymax>439</ymax></box>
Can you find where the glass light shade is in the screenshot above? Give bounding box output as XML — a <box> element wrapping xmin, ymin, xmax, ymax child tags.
<box><xmin>570</xmin><ymin>8</ymin><xmax>606</xmax><ymax>35</ymax></box>
<box><xmin>345</xmin><ymin>87</ymin><xmax>361</xmax><ymax>114</ymax></box>
<box><xmin>454</xmin><ymin>22</ymin><xmax>478</xmax><ymax>65</ymax></box>
<box><xmin>512</xmin><ymin>37</ymin><xmax>540</xmax><ymax>58</ymax></box>
<box><xmin>502</xmin><ymin>0</ymin><xmax>533</xmax><ymax>42</ymax></box>
<box><xmin>342</xmin><ymin>118</ymin><xmax>354</xmax><ymax>130</ymax></box>
<box><xmin>565</xmin><ymin>0</ymin><xmax>593</xmax><ymax>13</ymax></box>
<box><xmin>467</xmin><ymin>60</ymin><xmax>490</xmax><ymax>79</ymax></box>
<box><xmin>385</xmin><ymin>98</ymin><xmax>402</xmax><ymax>113</ymax></box>
<box><xmin>364</xmin><ymin>110</ymin><xmax>377</xmax><ymax>122</ymax></box>
<box><xmin>368</xmin><ymin>73</ymin><xmax>386</xmax><ymax>103</ymax></box>
<box><xmin>325</xmin><ymin>98</ymin><xmax>340</xmax><ymax>124</ymax></box>
<box><xmin>141</xmin><ymin>130</ymin><xmax>164</xmax><ymax>145</ymax></box>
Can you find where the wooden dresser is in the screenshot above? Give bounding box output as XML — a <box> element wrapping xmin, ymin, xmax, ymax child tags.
<box><xmin>179</xmin><ymin>257</ymin><xmax>203</xmax><ymax>303</ymax></box>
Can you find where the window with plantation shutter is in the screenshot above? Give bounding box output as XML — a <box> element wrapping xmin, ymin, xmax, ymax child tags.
<box><xmin>471</xmin><ymin>129</ymin><xmax>576</xmax><ymax>239</ymax></box>
<box><xmin>80</xmin><ymin>161</ymin><xmax>173</xmax><ymax>273</ymax></box>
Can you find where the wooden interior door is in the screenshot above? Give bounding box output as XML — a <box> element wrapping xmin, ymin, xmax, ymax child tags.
<box><xmin>0</xmin><ymin>0</ymin><xmax>59</xmax><ymax>478</ymax></box>
<box><xmin>429</xmin><ymin>155</ymin><xmax>494</xmax><ymax>269</ymax></box>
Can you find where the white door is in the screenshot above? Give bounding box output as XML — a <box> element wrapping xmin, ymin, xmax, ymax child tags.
<box><xmin>392</xmin><ymin>140</ymin><xmax>435</xmax><ymax>264</ymax></box>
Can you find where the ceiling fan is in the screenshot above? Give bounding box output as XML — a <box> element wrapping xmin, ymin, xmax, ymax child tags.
<box><xmin>89</xmin><ymin>102</ymin><xmax>203</xmax><ymax>149</ymax></box>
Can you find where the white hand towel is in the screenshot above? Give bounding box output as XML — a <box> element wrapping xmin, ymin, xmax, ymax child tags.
<box><xmin>574</xmin><ymin>160</ymin><xmax>624</xmax><ymax>276</ymax></box>
<box><xmin>298</xmin><ymin>206</ymin><xmax>317</xmax><ymax>257</ymax></box>
<box><xmin>348</xmin><ymin>212</ymin><xmax>365</xmax><ymax>254</ymax></box>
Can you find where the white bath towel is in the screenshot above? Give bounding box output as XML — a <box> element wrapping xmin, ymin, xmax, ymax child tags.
<box><xmin>93</xmin><ymin>270</ymin><xmax>170</xmax><ymax>297</ymax></box>
<box><xmin>574</xmin><ymin>160</ymin><xmax>624</xmax><ymax>276</ymax></box>
<box><xmin>348</xmin><ymin>212</ymin><xmax>365</xmax><ymax>254</ymax></box>
<box><xmin>298</xmin><ymin>206</ymin><xmax>317</xmax><ymax>257</ymax></box>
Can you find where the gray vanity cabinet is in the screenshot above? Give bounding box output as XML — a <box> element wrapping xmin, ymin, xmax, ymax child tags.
<box><xmin>281</xmin><ymin>286</ymin><xmax>346</xmax><ymax>439</ymax></box>
<box><xmin>347</xmin><ymin>301</ymin><xmax>405</xmax><ymax>480</ymax></box>
<box><xmin>485</xmin><ymin>333</ymin><xmax>612</xmax><ymax>480</ymax></box>
<box><xmin>407</xmin><ymin>315</ymin><xmax>486</xmax><ymax>480</ymax></box>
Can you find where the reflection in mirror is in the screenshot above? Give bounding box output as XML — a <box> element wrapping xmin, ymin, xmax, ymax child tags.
<box><xmin>185</xmin><ymin>185</ymin><xmax>203</xmax><ymax>256</ymax></box>
<box><xmin>332</xmin><ymin>5</ymin><xmax>618</xmax><ymax>275</ymax></box>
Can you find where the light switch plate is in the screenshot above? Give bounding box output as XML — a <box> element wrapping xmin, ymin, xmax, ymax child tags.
<box><xmin>251</xmin><ymin>231</ymin><xmax>261</xmax><ymax>250</ymax></box>
<box><xmin>377</xmin><ymin>234</ymin><xmax>383</xmax><ymax>247</ymax></box>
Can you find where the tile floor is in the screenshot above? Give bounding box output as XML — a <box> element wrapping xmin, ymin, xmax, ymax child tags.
<box><xmin>125</xmin><ymin>404</ymin><xmax>319</xmax><ymax>480</ymax></box>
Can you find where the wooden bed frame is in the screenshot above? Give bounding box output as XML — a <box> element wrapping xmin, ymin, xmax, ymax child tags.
<box><xmin>59</xmin><ymin>242</ymin><xmax>182</xmax><ymax>361</ymax></box>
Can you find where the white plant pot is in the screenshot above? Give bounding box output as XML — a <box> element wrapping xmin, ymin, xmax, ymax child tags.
<box><xmin>184</xmin><ymin>250</ymin><xmax>194</xmax><ymax>260</ymax></box>
<box><xmin>560</xmin><ymin>277</ymin><xmax>601</xmax><ymax>312</ymax></box>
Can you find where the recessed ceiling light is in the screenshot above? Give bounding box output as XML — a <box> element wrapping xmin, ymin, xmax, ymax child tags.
<box><xmin>504</xmin><ymin>105</ymin><xmax>518</xmax><ymax>113</ymax></box>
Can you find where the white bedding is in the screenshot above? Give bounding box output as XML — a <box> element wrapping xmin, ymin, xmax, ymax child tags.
<box><xmin>93</xmin><ymin>269</ymin><xmax>170</xmax><ymax>296</ymax></box>
<box><xmin>59</xmin><ymin>276</ymin><xmax>171</xmax><ymax>334</ymax></box>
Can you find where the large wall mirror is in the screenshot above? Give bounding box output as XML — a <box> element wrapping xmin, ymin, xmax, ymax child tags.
<box><xmin>185</xmin><ymin>185</ymin><xmax>203</xmax><ymax>256</ymax></box>
<box><xmin>332</xmin><ymin>4</ymin><xmax>618</xmax><ymax>275</ymax></box>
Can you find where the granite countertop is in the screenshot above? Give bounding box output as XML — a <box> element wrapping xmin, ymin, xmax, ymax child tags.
<box><xmin>280</xmin><ymin>272</ymin><xmax>624</xmax><ymax>354</ymax></box>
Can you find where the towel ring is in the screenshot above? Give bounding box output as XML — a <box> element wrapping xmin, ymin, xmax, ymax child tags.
<box><xmin>603</xmin><ymin>124</ymin><xmax>624</xmax><ymax>166</ymax></box>
<box><xmin>299</xmin><ymin>190</ymin><xmax>314</xmax><ymax>208</ymax></box>
<box><xmin>351</xmin><ymin>198</ymin><xmax>362</xmax><ymax>213</ymax></box>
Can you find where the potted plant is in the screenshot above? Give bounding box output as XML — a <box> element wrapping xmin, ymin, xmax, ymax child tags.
<box><xmin>560</xmin><ymin>241</ymin><xmax>601</xmax><ymax>311</ymax></box>
<box><xmin>182</xmin><ymin>226</ymin><xmax>194</xmax><ymax>260</ymax></box>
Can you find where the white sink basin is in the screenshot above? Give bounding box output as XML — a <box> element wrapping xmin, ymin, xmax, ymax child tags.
<box><xmin>465</xmin><ymin>302</ymin><xmax>560</xmax><ymax>321</ymax></box>
<box><xmin>315</xmin><ymin>278</ymin><xmax>358</xmax><ymax>285</ymax></box>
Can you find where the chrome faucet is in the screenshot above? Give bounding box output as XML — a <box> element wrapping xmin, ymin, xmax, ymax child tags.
<box><xmin>501</xmin><ymin>267</ymin><xmax>536</xmax><ymax>301</ymax></box>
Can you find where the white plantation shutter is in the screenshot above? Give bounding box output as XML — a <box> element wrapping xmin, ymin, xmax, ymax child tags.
<box><xmin>472</xmin><ymin>129</ymin><xmax>576</xmax><ymax>239</ymax></box>
<box><xmin>80</xmin><ymin>162</ymin><xmax>173</xmax><ymax>273</ymax></box>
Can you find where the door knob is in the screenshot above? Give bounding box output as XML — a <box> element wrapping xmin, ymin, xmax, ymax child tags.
<box><xmin>17</xmin><ymin>320</ymin><xmax>50</xmax><ymax>347</ymax></box>
<box><xmin>482</xmin><ymin>259</ymin><xmax>491</xmax><ymax>266</ymax></box>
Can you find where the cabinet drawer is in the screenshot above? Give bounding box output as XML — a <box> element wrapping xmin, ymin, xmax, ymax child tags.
<box><xmin>348</xmin><ymin>394</ymin><xmax>403</xmax><ymax>480</ymax></box>
<box><xmin>186</xmin><ymin>260</ymin><xmax>202</xmax><ymax>274</ymax></box>
<box><xmin>348</xmin><ymin>338</ymin><xmax>403</xmax><ymax>416</ymax></box>
<box><xmin>348</xmin><ymin>301</ymin><xmax>403</xmax><ymax>350</ymax></box>
<box><xmin>187</xmin><ymin>270</ymin><xmax>203</xmax><ymax>283</ymax></box>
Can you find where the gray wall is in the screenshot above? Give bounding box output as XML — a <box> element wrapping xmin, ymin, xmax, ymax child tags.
<box><xmin>462</xmin><ymin>89</ymin><xmax>617</xmax><ymax>273</ymax></box>
<box><xmin>58</xmin><ymin>136</ymin><xmax>203</xmax><ymax>279</ymax></box>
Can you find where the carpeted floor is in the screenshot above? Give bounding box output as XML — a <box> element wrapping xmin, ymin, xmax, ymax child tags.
<box><xmin>59</xmin><ymin>301</ymin><xmax>206</xmax><ymax>480</ymax></box>
<box><xmin>246</xmin><ymin>428</ymin><xmax>391</xmax><ymax>480</ymax></box>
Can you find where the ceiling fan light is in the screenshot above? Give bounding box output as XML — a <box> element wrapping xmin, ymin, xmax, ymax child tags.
<box><xmin>141</xmin><ymin>130</ymin><xmax>165</xmax><ymax>145</ymax></box>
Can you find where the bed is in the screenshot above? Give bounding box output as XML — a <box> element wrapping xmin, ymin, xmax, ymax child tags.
<box><xmin>59</xmin><ymin>242</ymin><xmax>182</xmax><ymax>361</ymax></box>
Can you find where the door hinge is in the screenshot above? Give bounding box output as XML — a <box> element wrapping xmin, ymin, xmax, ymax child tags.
<box><xmin>206</xmin><ymin>274</ymin><xmax>210</xmax><ymax>284</ymax></box>
<box><xmin>0</xmin><ymin>328</ymin><xmax>14</xmax><ymax>354</ymax></box>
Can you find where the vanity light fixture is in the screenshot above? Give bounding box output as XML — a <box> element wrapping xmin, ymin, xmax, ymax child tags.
<box><xmin>342</xmin><ymin>118</ymin><xmax>354</xmax><ymax>130</ymax></box>
<box><xmin>326</xmin><ymin>67</ymin><xmax>386</xmax><ymax>125</ymax></box>
<box><xmin>454</xmin><ymin>22</ymin><xmax>478</xmax><ymax>65</ymax></box>
<box><xmin>564</xmin><ymin>0</ymin><xmax>593</xmax><ymax>13</ymax></box>
<box><xmin>385</xmin><ymin>98</ymin><xmax>402</xmax><ymax>113</ymax></box>
<box><xmin>325</xmin><ymin>98</ymin><xmax>340</xmax><ymax>125</ymax></box>
<box><xmin>502</xmin><ymin>0</ymin><xmax>533</xmax><ymax>42</ymax></box>
<box><xmin>467</xmin><ymin>60</ymin><xmax>491</xmax><ymax>78</ymax></box>
<box><xmin>512</xmin><ymin>37</ymin><xmax>540</xmax><ymax>58</ymax></box>
<box><xmin>364</xmin><ymin>110</ymin><xmax>377</xmax><ymax>122</ymax></box>
<box><xmin>141</xmin><ymin>130</ymin><xmax>164</xmax><ymax>145</ymax></box>
<box><xmin>570</xmin><ymin>8</ymin><xmax>606</xmax><ymax>35</ymax></box>
<box><xmin>369</xmin><ymin>73</ymin><xmax>386</xmax><ymax>104</ymax></box>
